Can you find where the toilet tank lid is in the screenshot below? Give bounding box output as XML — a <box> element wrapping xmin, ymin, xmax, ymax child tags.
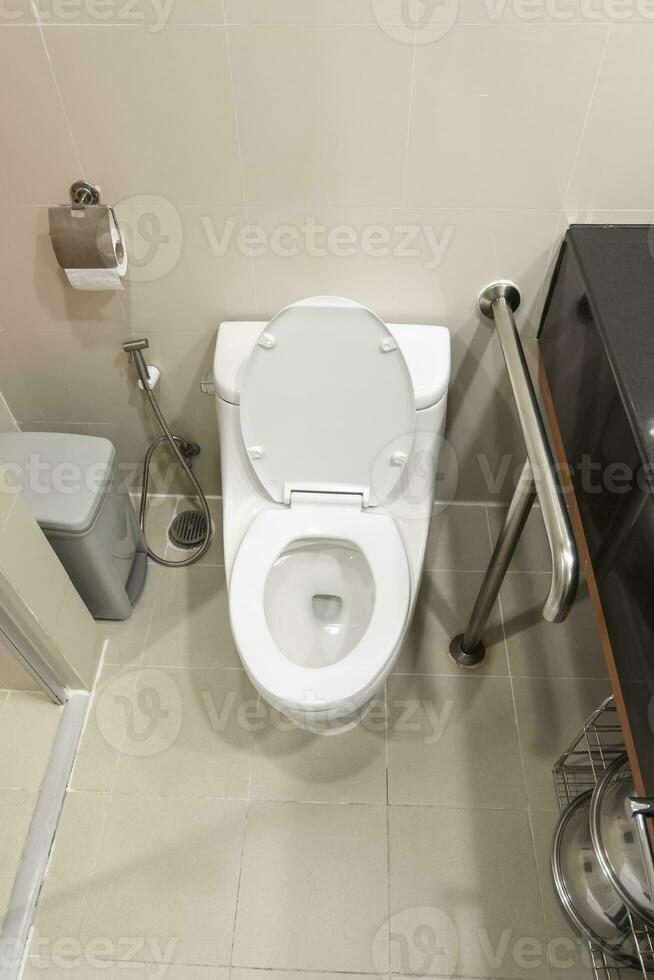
<box><xmin>0</xmin><ymin>432</ymin><xmax>117</xmax><ymax>533</ymax></box>
<box><xmin>214</xmin><ymin>319</ymin><xmax>451</xmax><ymax>410</ymax></box>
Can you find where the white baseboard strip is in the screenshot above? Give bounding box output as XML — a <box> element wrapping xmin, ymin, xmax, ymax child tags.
<box><xmin>0</xmin><ymin>689</ymin><xmax>90</xmax><ymax>980</ymax></box>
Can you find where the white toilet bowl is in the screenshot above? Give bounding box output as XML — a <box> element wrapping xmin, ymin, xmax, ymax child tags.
<box><xmin>213</xmin><ymin>297</ymin><xmax>450</xmax><ymax>733</ymax></box>
<box><xmin>228</xmin><ymin>496</ymin><xmax>410</xmax><ymax>732</ymax></box>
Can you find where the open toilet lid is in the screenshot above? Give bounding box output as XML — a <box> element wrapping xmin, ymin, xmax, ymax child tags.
<box><xmin>239</xmin><ymin>297</ymin><xmax>416</xmax><ymax>506</ymax></box>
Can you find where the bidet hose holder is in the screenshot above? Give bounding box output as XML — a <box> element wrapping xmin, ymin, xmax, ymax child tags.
<box><xmin>122</xmin><ymin>339</ymin><xmax>213</xmax><ymax>567</ymax></box>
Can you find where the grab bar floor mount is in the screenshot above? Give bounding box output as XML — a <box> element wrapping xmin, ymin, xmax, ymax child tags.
<box><xmin>449</xmin><ymin>280</ymin><xmax>579</xmax><ymax>669</ymax></box>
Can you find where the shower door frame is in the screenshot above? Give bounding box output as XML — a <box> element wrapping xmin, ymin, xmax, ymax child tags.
<box><xmin>0</xmin><ymin>605</ymin><xmax>68</xmax><ymax>705</ymax></box>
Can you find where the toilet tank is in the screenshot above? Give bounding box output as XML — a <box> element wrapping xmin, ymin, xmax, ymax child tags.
<box><xmin>213</xmin><ymin>320</ymin><xmax>450</xmax><ymax>412</ymax></box>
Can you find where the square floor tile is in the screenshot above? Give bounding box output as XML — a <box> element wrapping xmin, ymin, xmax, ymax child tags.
<box><xmin>114</xmin><ymin>668</ymin><xmax>256</xmax><ymax>799</ymax></box>
<box><xmin>512</xmin><ymin>676</ymin><xmax>612</xmax><ymax>810</ymax></box>
<box><xmin>70</xmin><ymin>666</ymin><xmax>139</xmax><ymax>793</ymax></box>
<box><xmin>487</xmin><ymin>505</ymin><xmax>550</xmax><ymax>573</ymax></box>
<box><xmin>142</xmin><ymin>565</ymin><xmax>239</xmax><ymax>668</ymax></box>
<box><xmin>165</xmin><ymin>496</ymin><xmax>224</xmax><ymax>566</ymax></box>
<box><xmin>25</xmin><ymin>961</ymin><xmax>227</xmax><ymax>979</ymax></box>
<box><xmin>531</xmin><ymin>809</ymin><xmax>595</xmax><ymax>980</ymax></box>
<box><xmin>500</xmin><ymin>574</ymin><xmax>606</xmax><ymax>678</ymax></box>
<box><xmin>0</xmin><ymin>692</ymin><xmax>61</xmax><ymax>789</ymax></box>
<box><xmin>100</xmin><ymin>562</ymin><xmax>161</xmax><ymax>667</ymax></box>
<box><xmin>424</xmin><ymin>504</ymin><xmax>491</xmax><ymax>572</ymax></box>
<box><xmin>251</xmin><ymin>700</ymin><xmax>387</xmax><ymax>804</ymax></box>
<box><xmin>388</xmin><ymin>805</ymin><xmax>549</xmax><ymax>978</ymax></box>
<box><xmin>21</xmin><ymin>960</ymin><xmax>70</xmax><ymax>980</ymax></box>
<box><xmin>396</xmin><ymin>569</ymin><xmax>508</xmax><ymax>675</ymax></box>
<box><xmin>232</xmin><ymin>801</ymin><xmax>389</xmax><ymax>972</ymax></box>
<box><xmin>136</xmin><ymin>494</ymin><xmax>178</xmax><ymax>557</ymax></box>
<box><xmin>233</xmin><ymin>972</ymin><xmax>380</xmax><ymax>980</ymax></box>
<box><xmin>23</xmin><ymin>965</ymin><xmax>228</xmax><ymax>979</ymax></box>
<box><xmin>0</xmin><ymin>788</ymin><xmax>38</xmax><ymax>923</ymax></box>
<box><xmin>387</xmin><ymin>674</ymin><xmax>525</xmax><ymax>808</ymax></box>
<box><xmin>31</xmin><ymin>791</ymin><xmax>110</xmax><ymax>954</ymax></box>
<box><xmin>80</xmin><ymin>796</ymin><xmax>246</xmax><ymax>966</ymax></box>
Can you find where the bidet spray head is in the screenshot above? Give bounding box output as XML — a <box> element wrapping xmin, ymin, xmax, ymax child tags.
<box><xmin>122</xmin><ymin>338</ymin><xmax>151</xmax><ymax>389</ymax></box>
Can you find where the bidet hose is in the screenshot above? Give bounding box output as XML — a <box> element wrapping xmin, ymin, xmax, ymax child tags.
<box><xmin>137</xmin><ymin>381</ymin><xmax>213</xmax><ymax>567</ymax></box>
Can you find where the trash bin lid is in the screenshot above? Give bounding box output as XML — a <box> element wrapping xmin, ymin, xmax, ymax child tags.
<box><xmin>0</xmin><ymin>432</ymin><xmax>117</xmax><ymax>534</ymax></box>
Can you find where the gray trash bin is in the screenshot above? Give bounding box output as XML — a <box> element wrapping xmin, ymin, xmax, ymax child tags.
<box><xmin>0</xmin><ymin>432</ymin><xmax>147</xmax><ymax>620</ymax></box>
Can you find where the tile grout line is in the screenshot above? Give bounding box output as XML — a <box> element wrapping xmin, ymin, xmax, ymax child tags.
<box><xmin>383</xmin><ymin>678</ymin><xmax>392</xmax><ymax>977</ymax></box>
<box><xmin>220</xmin><ymin>0</ymin><xmax>260</xmax><ymax>315</ymax></box>
<box><xmin>483</xmin><ymin>505</ymin><xmax>552</xmax><ymax>963</ymax></box>
<box><xmin>30</xmin><ymin>2</ymin><xmax>85</xmax><ymax>176</ymax></box>
<box><xmin>228</xmin><ymin>690</ymin><xmax>260</xmax><ymax>971</ymax></box>
<box><xmin>561</xmin><ymin>23</ymin><xmax>613</xmax><ymax>211</ymax></box>
<box><xmin>69</xmin><ymin>544</ymin><xmax>161</xmax><ymax>951</ymax></box>
<box><xmin>72</xmin><ymin>661</ymin><xmax>143</xmax><ymax>949</ymax></box>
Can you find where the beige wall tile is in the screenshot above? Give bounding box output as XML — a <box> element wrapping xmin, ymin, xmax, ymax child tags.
<box><xmin>566</xmin><ymin>25</ymin><xmax>654</xmax><ymax>210</ymax></box>
<box><xmin>228</xmin><ymin>25</ymin><xmax>413</xmax><ymax>207</ymax></box>
<box><xmin>225</xmin><ymin>0</ymin><xmax>651</xmax><ymax>26</ymax></box>
<box><xmin>0</xmin><ymin>462</ymin><xmax>19</xmax><ymax>527</ymax></box>
<box><xmin>0</xmin><ymin>332</ymin><xmax>46</xmax><ymax>423</ymax></box>
<box><xmin>0</xmin><ymin>490</ymin><xmax>102</xmax><ymax>691</ymax></box>
<box><xmin>42</xmin><ymin>25</ymin><xmax>243</xmax><ymax>206</ymax></box>
<box><xmin>405</xmin><ymin>23</ymin><xmax>609</xmax><ymax>209</ymax></box>
<box><xmin>246</xmin><ymin>206</ymin><xmax>403</xmax><ymax>318</ymax></box>
<box><xmin>0</xmin><ymin>490</ymin><xmax>68</xmax><ymax>636</ymax></box>
<box><xmin>49</xmin><ymin>579</ymin><xmax>102</xmax><ymax>689</ymax></box>
<box><xmin>0</xmin><ymin>29</ymin><xmax>79</xmax><ymax>210</ymax></box>
<box><xmin>0</xmin><ymin>1</ymin><xmax>36</xmax><ymax>24</ymax></box>
<box><xmin>117</xmin><ymin>204</ymin><xmax>257</xmax><ymax>335</ymax></box>
<box><xmin>0</xmin><ymin>635</ymin><xmax>39</xmax><ymax>690</ymax></box>
<box><xmin>32</xmin><ymin>0</ymin><xmax>223</xmax><ymax>27</ymax></box>
<box><xmin>224</xmin><ymin>0</ymin><xmax>395</xmax><ymax>24</ymax></box>
<box><xmin>0</xmin><ymin>390</ymin><xmax>19</xmax><ymax>433</ymax></box>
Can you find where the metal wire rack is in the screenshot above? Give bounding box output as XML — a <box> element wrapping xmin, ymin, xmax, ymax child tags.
<box><xmin>552</xmin><ymin>696</ymin><xmax>654</xmax><ymax>980</ymax></box>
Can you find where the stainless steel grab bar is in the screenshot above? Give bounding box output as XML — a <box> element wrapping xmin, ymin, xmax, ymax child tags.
<box><xmin>449</xmin><ymin>280</ymin><xmax>579</xmax><ymax>669</ymax></box>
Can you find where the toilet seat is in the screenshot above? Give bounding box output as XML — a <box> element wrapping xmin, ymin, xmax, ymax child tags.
<box><xmin>239</xmin><ymin>297</ymin><xmax>416</xmax><ymax>506</ymax></box>
<box><xmin>228</xmin><ymin>499</ymin><xmax>410</xmax><ymax>715</ymax></box>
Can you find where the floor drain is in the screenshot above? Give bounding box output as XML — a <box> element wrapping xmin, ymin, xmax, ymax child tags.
<box><xmin>168</xmin><ymin>510</ymin><xmax>209</xmax><ymax>549</ymax></box>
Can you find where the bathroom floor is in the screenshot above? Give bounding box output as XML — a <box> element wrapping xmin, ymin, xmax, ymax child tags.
<box><xmin>25</xmin><ymin>497</ymin><xmax>609</xmax><ymax>980</ymax></box>
<box><xmin>0</xmin><ymin>686</ymin><xmax>62</xmax><ymax>928</ymax></box>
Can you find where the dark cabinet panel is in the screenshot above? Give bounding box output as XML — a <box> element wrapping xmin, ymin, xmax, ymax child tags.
<box><xmin>540</xmin><ymin>227</ymin><xmax>654</xmax><ymax>794</ymax></box>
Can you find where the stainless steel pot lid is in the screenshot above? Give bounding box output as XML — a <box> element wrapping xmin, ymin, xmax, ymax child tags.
<box><xmin>590</xmin><ymin>753</ymin><xmax>654</xmax><ymax>928</ymax></box>
<box><xmin>551</xmin><ymin>790</ymin><xmax>640</xmax><ymax>966</ymax></box>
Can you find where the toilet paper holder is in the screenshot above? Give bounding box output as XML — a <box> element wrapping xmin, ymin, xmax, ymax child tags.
<box><xmin>48</xmin><ymin>180</ymin><xmax>125</xmax><ymax>271</ymax></box>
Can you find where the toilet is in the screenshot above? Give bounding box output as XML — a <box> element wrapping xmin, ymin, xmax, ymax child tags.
<box><xmin>213</xmin><ymin>297</ymin><xmax>450</xmax><ymax>733</ymax></box>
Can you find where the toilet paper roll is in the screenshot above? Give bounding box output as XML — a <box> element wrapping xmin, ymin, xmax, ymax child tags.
<box><xmin>65</xmin><ymin>209</ymin><xmax>128</xmax><ymax>291</ymax></box>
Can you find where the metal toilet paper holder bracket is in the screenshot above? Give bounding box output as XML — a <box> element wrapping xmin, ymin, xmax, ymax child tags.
<box><xmin>48</xmin><ymin>180</ymin><xmax>125</xmax><ymax>270</ymax></box>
